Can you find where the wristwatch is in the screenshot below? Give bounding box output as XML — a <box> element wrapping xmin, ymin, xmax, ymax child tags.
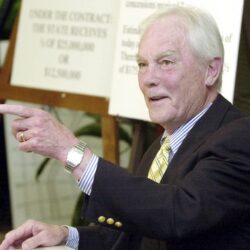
<box><xmin>65</xmin><ymin>141</ymin><xmax>87</xmax><ymax>174</ymax></box>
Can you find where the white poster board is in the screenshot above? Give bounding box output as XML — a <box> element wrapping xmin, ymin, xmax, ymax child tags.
<box><xmin>11</xmin><ymin>0</ymin><xmax>118</xmax><ymax>97</ymax></box>
<box><xmin>109</xmin><ymin>0</ymin><xmax>244</xmax><ymax>121</ymax></box>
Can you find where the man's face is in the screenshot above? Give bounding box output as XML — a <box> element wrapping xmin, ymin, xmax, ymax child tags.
<box><xmin>137</xmin><ymin>16</ymin><xmax>210</xmax><ymax>132</ymax></box>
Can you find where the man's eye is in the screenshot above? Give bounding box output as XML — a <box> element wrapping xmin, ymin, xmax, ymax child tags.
<box><xmin>161</xmin><ymin>60</ymin><xmax>173</xmax><ymax>65</ymax></box>
<box><xmin>160</xmin><ymin>60</ymin><xmax>175</xmax><ymax>69</ymax></box>
<box><xmin>138</xmin><ymin>62</ymin><xmax>147</xmax><ymax>68</ymax></box>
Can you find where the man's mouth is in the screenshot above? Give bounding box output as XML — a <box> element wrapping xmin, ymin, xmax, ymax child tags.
<box><xmin>149</xmin><ymin>96</ymin><xmax>168</xmax><ymax>102</ymax></box>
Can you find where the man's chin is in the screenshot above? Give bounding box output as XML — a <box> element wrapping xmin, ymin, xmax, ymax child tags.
<box><xmin>149</xmin><ymin>113</ymin><xmax>165</xmax><ymax>125</ymax></box>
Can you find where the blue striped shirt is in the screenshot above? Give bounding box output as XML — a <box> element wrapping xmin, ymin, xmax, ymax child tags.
<box><xmin>66</xmin><ymin>103</ymin><xmax>212</xmax><ymax>248</ymax></box>
<box><xmin>167</xmin><ymin>104</ymin><xmax>212</xmax><ymax>161</ymax></box>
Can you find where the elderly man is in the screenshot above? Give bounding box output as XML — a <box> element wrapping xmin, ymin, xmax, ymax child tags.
<box><xmin>1</xmin><ymin>5</ymin><xmax>250</xmax><ymax>250</ymax></box>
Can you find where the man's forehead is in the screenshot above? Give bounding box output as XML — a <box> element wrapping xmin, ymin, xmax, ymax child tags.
<box><xmin>142</xmin><ymin>15</ymin><xmax>186</xmax><ymax>35</ymax></box>
<box><xmin>139</xmin><ymin>17</ymin><xmax>187</xmax><ymax>47</ymax></box>
<box><xmin>138</xmin><ymin>18</ymin><xmax>187</xmax><ymax>54</ymax></box>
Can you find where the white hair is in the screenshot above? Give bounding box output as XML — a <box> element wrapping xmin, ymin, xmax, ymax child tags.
<box><xmin>140</xmin><ymin>5</ymin><xmax>224</xmax><ymax>86</ymax></box>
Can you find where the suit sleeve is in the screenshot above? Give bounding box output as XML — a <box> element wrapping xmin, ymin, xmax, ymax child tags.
<box><xmin>81</xmin><ymin>118</ymin><xmax>250</xmax><ymax>241</ymax></box>
<box><xmin>76</xmin><ymin>225</ymin><xmax>122</xmax><ymax>250</ymax></box>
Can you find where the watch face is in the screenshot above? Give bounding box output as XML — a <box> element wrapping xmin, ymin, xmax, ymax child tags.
<box><xmin>68</xmin><ymin>148</ymin><xmax>83</xmax><ymax>166</ymax></box>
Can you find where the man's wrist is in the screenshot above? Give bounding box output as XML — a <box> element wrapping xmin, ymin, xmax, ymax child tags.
<box><xmin>71</xmin><ymin>147</ymin><xmax>94</xmax><ymax>180</ymax></box>
<box><xmin>60</xmin><ymin>226</ymin><xmax>70</xmax><ymax>245</ymax></box>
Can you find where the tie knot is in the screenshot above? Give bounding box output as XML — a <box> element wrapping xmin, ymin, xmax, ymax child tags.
<box><xmin>162</xmin><ymin>137</ymin><xmax>170</xmax><ymax>151</ymax></box>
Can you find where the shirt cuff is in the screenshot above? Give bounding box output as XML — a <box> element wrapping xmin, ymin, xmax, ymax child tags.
<box><xmin>65</xmin><ymin>226</ymin><xmax>79</xmax><ymax>249</ymax></box>
<box><xmin>79</xmin><ymin>154</ymin><xmax>99</xmax><ymax>195</ymax></box>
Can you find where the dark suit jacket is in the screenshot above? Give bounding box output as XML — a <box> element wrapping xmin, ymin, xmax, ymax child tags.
<box><xmin>77</xmin><ymin>94</ymin><xmax>250</xmax><ymax>250</ymax></box>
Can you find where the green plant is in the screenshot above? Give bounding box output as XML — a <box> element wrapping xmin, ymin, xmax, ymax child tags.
<box><xmin>0</xmin><ymin>0</ymin><xmax>21</xmax><ymax>39</ymax></box>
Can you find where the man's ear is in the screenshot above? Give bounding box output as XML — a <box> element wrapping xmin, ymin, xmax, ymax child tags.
<box><xmin>205</xmin><ymin>57</ymin><xmax>223</xmax><ymax>87</ymax></box>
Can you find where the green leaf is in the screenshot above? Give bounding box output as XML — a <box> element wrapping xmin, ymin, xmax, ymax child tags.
<box><xmin>1</xmin><ymin>0</ymin><xmax>21</xmax><ymax>37</ymax></box>
<box><xmin>74</xmin><ymin>123</ymin><xmax>101</xmax><ymax>138</ymax></box>
<box><xmin>119</xmin><ymin>126</ymin><xmax>132</xmax><ymax>145</ymax></box>
<box><xmin>35</xmin><ymin>158</ymin><xmax>51</xmax><ymax>181</ymax></box>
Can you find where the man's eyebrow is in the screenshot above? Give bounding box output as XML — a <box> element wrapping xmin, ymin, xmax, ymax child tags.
<box><xmin>156</xmin><ymin>50</ymin><xmax>177</xmax><ymax>59</ymax></box>
<box><xmin>136</xmin><ymin>50</ymin><xmax>178</xmax><ymax>63</ymax></box>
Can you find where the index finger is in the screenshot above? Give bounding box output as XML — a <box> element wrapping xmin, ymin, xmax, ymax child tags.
<box><xmin>0</xmin><ymin>104</ymin><xmax>41</xmax><ymax>118</ymax></box>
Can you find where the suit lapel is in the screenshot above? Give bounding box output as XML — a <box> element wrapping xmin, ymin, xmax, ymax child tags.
<box><xmin>161</xmin><ymin>94</ymin><xmax>232</xmax><ymax>183</ymax></box>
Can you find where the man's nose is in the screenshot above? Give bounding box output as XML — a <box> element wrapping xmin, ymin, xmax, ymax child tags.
<box><xmin>140</xmin><ymin>63</ymin><xmax>160</xmax><ymax>86</ymax></box>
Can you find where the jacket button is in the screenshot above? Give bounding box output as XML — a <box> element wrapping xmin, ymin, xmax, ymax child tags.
<box><xmin>107</xmin><ymin>218</ymin><xmax>115</xmax><ymax>225</ymax></box>
<box><xmin>98</xmin><ymin>216</ymin><xmax>106</xmax><ymax>223</ymax></box>
<box><xmin>115</xmin><ymin>221</ymin><xmax>123</xmax><ymax>228</ymax></box>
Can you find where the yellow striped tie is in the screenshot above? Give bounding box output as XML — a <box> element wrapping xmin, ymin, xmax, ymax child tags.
<box><xmin>148</xmin><ymin>137</ymin><xmax>170</xmax><ymax>183</ymax></box>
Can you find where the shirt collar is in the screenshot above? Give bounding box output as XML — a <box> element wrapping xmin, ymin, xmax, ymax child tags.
<box><xmin>161</xmin><ymin>103</ymin><xmax>212</xmax><ymax>155</ymax></box>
